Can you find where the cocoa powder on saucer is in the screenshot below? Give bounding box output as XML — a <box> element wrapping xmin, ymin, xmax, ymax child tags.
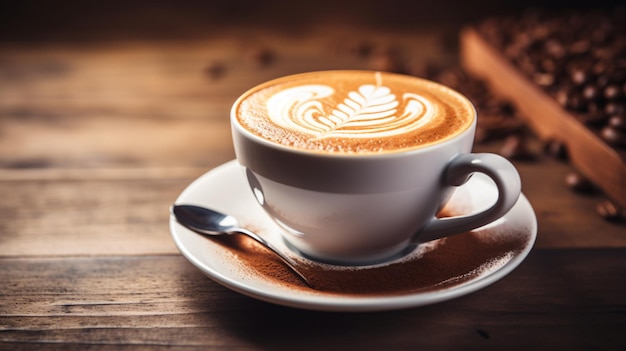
<box><xmin>212</xmin><ymin>220</ymin><xmax>529</xmax><ymax>296</ymax></box>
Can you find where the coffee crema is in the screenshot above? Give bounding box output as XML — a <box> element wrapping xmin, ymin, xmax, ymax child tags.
<box><xmin>234</xmin><ymin>71</ymin><xmax>475</xmax><ymax>154</ymax></box>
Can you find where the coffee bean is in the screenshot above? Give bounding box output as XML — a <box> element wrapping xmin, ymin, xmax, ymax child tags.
<box><xmin>591</xmin><ymin>31</ymin><xmax>610</xmax><ymax>46</ymax></box>
<box><xmin>476</xmin><ymin>120</ymin><xmax>524</xmax><ymax>142</ymax></box>
<box><xmin>520</xmin><ymin>58</ymin><xmax>540</xmax><ymax>75</ymax></box>
<box><xmin>608</xmin><ymin>115</ymin><xmax>626</xmax><ymax>130</ymax></box>
<box><xmin>476</xmin><ymin>329</ymin><xmax>490</xmax><ymax>340</ymax></box>
<box><xmin>356</xmin><ymin>42</ymin><xmax>374</xmax><ymax>58</ymax></box>
<box><xmin>596</xmin><ymin>200</ymin><xmax>622</xmax><ymax>221</ymax></box>
<box><xmin>500</xmin><ymin>134</ymin><xmax>536</xmax><ymax>160</ymax></box>
<box><xmin>204</xmin><ymin>61</ymin><xmax>226</xmax><ymax>80</ymax></box>
<box><xmin>247</xmin><ymin>47</ymin><xmax>275</xmax><ymax>67</ymax></box>
<box><xmin>587</xmin><ymin>101</ymin><xmax>603</xmax><ymax>114</ymax></box>
<box><xmin>500</xmin><ymin>101</ymin><xmax>516</xmax><ymax>115</ymax></box>
<box><xmin>595</xmin><ymin>74</ymin><xmax>610</xmax><ymax>89</ymax></box>
<box><xmin>605</xmin><ymin>102</ymin><xmax>624</xmax><ymax>116</ymax></box>
<box><xmin>567</xmin><ymin>93</ymin><xmax>586</xmax><ymax>111</ymax></box>
<box><xmin>331</xmin><ymin>39</ymin><xmax>374</xmax><ymax>58</ymax></box>
<box><xmin>404</xmin><ymin>61</ymin><xmax>439</xmax><ymax>79</ymax></box>
<box><xmin>555</xmin><ymin>89</ymin><xmax>569</xmax><ymax>107</ymax></box>
<box><xmin>543</xmin><ymin>139</ymin><xmax>568</xmax><ymax>160</ymax></box>
<box><xmin>545</xmin><ymin>39</ymin><xmax>566</xmax><ymax>59</ymax></box>
<box><xmin>604</xmin><ymin>84</ymin><xmax>622</xmax><ymax>100</ymax></box>
<box><xmin>565</xmin><ymin>172</ymin><xmax>595</xmax><ymax>193</ymax></box>
<box><xmin>600</xmin><ymin>126</ymin><xmax>626</xmax><ymax>147</ymax></box>
<box><xmin>578</xmin><ymin>112</ymin><xmax>607</xmax><ymax>126</ymax></box>
<box><xmin>483</xmin><ymin>100</ymin><xmax>515</xmax><ymax>116</ymax></box>
<box><xmin>592</xmin><ymin>60</ymin><xmax>609</xmax><ymax>75</ymax></box>
<box><xmin>570</xmin><ymin>40</ymin><xmax>591</xmax><ymax>55</ymax></box>
<box><xmin>534</xmin><ymin>72</ymin><xmax>555</xmax><ymax>87</ymax></box>
<box><xmin>540</xmin><ymin>58</ymin><xmax>557</xmax><ymax>73</ymax></box>
<box><xmin>368</xmin><ymin>48</ymin><xmax>404</xmax><ymax>73</ymax></box>
<box><xmin>462</xmin><ymin>80</ymin><xmax>489</xmax><ymax>100</ymax></box>
<box><xmin>570</xmin><ymin>69</ymin><xmax>588</xmax><ymax>86</ymax></box>
<box><xmin>436</xmin><ymin>69</ymin><xmax>465</xmax><ymax>88</ymax></box>
<box><xmin>583</xmin><ymin>85</ymin><xmax>599</xmax><ymax>101</ymax></box>
<box><xmin>504</xmin><ymin>45</ymin><xmax>522</xmax><ymax>61</ymax></box>
<box><xmin>474</xmin><ymin>127</ymin><xmax>490</xmax><ymax>143</ymax></box>
<box><xmin>336</xmin><ymin>40</ymin><xmax>373</xmax><ymax>58</ymax></box>
<box><xmin>610</xmin><ymin>67</ymin><xmax>626</xmax><ymax>83</ymax></box>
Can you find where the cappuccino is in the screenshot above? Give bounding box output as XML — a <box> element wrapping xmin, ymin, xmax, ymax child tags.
<box><xmin>234</xmin><ymin>71</ymin><xmax>475</xmax><ymax>154</ymax></box>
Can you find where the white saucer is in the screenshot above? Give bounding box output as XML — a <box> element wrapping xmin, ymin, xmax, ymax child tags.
<box><xmin>170</xmin><ymin>160</ymin><xmax>537</xmax><ymax>312</ymax></box>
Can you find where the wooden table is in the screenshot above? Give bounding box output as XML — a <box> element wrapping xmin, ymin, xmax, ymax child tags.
<box><xmin>1</xmin><ymin>17</ymin><xmax>625</xmax><ymax>350</ymax></box>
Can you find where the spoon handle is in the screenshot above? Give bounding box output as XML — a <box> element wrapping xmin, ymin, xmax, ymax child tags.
<box><xmin>236</xmin><ymin>228</ymin><xmax>312</xmax><ymax>287</ymax></box>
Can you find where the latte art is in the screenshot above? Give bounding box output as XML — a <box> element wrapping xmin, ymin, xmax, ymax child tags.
<box><xmin>234</xmin><ymin>71</ymin><xmax>475</xmax><ymax>154</ymax></box>
<box><xmin>266</xmin><ymin>73</ymin><xmax>436</xmax><ymax>139</ymax></box>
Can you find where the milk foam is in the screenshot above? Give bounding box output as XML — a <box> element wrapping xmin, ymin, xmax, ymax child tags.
<box><xmin>235</xmin><ymin>71</ymin><xmax>474</xmax><ymax>154</ymax></box>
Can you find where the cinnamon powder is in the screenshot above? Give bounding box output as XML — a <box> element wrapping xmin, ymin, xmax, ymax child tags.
<box><xmin>212</xmin><ymin>224</ymin><xmax>529</xmax><ymax>296</ymax></box>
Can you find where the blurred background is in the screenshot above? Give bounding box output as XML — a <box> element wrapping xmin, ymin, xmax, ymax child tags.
<box><xmin>0</xmin><ymin>0</ymin><xmax>623</xmax><ymax>210</ymax></box>
<box><xmin>1</xmin><ymin>0</ymin><xmax>621</xmax><ymax>42</ymax></box>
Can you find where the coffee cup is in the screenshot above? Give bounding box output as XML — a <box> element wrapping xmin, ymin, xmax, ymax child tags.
<box><xmin>231</xmin><ymin>70</ymin><xmax>521</xmax><ymax>265</ymax></box>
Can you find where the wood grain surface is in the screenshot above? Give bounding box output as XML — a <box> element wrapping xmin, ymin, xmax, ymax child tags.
<box><xmin>1</xmin><ymin>250</ymin><xmax>624</xmax><ymax>349</ymax></box>
<box><xmin>1</xmin><ymin>5</ymin><xmax>625</xmax><ymax>349</ymax></box>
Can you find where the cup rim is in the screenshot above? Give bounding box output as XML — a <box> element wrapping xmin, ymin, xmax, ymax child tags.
<box><xmin>230</xmin><ymin>70</ymin><xmax>477</xmax><ymax>159</ymax></box>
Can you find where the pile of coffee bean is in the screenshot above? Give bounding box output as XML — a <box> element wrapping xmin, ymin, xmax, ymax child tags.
<box><xmin>475</xmin><ymin>8</ymin><xmax>625</xmax><ymax>221</ymax></box>
<box><xmin>476</xmin><ymin>7</ymin><xmax>626</xmax><ymax>149</ymax></box>
<box><xmin>355</xmin><ymin>26</ymin><xmax>623</xmax><ymax>220</ymax></box>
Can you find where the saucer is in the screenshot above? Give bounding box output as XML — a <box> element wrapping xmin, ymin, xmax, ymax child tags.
<box><xmin>170</xmin><ymin>160</ymin><xmax>537</xmax><ymax>312</ymax></box>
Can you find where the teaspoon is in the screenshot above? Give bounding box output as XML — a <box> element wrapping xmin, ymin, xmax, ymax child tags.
<box><xmin>171</xmin><ymin>204</ymin><xmax>313</xmax><ymax>288</ymax></box>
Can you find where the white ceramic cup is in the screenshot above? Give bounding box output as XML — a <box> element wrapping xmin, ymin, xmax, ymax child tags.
<box><xmin>231</xmin><ymin>72</ymin><xmax>521</xmax><ymax>265</ymax></box>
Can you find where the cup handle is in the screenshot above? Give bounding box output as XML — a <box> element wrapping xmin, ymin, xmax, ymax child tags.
<box><xmin>414</xmin><ymin>153</ymin><xmax>521</xmax><ymax>243</ymax></box>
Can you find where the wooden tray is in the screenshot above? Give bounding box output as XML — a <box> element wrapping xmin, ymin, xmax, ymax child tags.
<box><xmin>460</xmin><ymin>28</ymin><xmax>626</xmax><ymax>208</ymax></box>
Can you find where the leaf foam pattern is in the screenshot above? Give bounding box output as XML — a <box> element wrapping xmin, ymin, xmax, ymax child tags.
<box><xmin>266</xmin><ymin>74</ymin><xmax>436</xmax><ymax>139</ymax></box>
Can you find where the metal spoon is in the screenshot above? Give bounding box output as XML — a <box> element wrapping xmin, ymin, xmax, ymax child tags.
<box><xmin>171</xmin><ymin>204</ymin><xmax>313</xmax><ymax>288</ymax></box>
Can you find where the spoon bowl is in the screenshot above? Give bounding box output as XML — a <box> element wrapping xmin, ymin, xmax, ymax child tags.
<box><xmin>171</xmin><ymin>204</ymin><xmax>313</xmax><ymax>288</ymax></box>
